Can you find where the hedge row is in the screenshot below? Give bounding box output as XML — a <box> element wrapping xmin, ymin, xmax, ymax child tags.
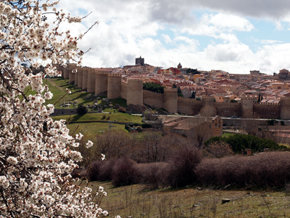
<box><xmin>86</xmin><ymin>149</ymin><xmax>290</xmax><ymax>189</ymax></box>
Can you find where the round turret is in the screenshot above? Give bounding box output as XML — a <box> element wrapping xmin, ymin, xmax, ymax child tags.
<box><xmin>87</xmin><ymin>70</ymin><xmax>98</xmax><ymax>93</ymax></box>
<box><xmin>94</xmin><ymin>72</ymin><xmax>108</xmax><ymax>96</ymax></box>
<box><xmin>127</xmin><ymin>79</ymin><xmax>143</xmax><ymax>106</ymax></box>
<box><xmin>77</xmin><ymin>68</ymin><xmax>83</xmax><ymax>88</ymax></box>
<box><xmin>108</xmin><ymin>74</ymin><xmax>122</xmax><ymax>99</ymax></box>
<box><xmin>81</xmin><ymin>69</ymin><xmax>88</xmax><ymax>90</ymax></box>
<box><xmin>280</xmin><ymin>97</ymin><xmax>290</xmax><ymax>120</ymax></box>
<box><xmin>200</xmin><ymin>97</ymin><xmax>217</xmax><ymax>117</ymax></box>
<box><xmin>241</xmin><ymin>97</ymin><xmax>255</xmax><ymax>118</ymax></box>
<box><xmin>163</xmin><ymin>88</ymin><xmax>178</xmax><ymax>113</ymax></box>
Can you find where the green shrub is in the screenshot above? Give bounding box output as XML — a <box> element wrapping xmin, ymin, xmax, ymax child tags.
<box><xmin>77</xmin><ymin>104</ymin><xmax>88</xmax><ymax>115</ymax></box>
<box><xmin>143</xmin><ymin>82</ymin><xmax>164</xmax><ymax>93</ymax></box>
<box><xmin>205</xmin><ymin>134</ymin><xmax>285</xmax><ymax>154</ymax></box>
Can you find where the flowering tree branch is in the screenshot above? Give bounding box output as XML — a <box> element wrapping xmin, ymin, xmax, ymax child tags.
<box><xmin>0</xmin><ymin>0</ymin><xmax>108</xmax><ymax>217</ymax></box>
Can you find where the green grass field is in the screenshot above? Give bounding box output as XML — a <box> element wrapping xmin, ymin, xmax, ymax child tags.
<box><xmin>66</xmin><ymin>123</ymin><xmax>127</xmax><ymax>139</ymax></box>
<box><xmin>53</xmin><ymin>112</ymin><xmax>142</xmax><ymax>124</ymax></box>
<box><xmin>45</xmin><ymin>78</ymin><xmax>100</xmax><ymax>108</ymax></box>
<box><xmin>87</xmin><ymin>181</ymin><xmax>290</xmax><ymax>218</ymax></box>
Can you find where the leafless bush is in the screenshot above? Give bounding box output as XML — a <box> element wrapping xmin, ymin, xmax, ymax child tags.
<box><xmin>95</xmin><ymin>130</ymin><xmax>131</xmax><ymax>159</ymax></box>
<box><xmin>164</xmin><ymin>146</ymin><xmax>202</xmax><ymax>188</ymax></box>
<box><xmin>98</xmin><ymin>159</ymin><xmax>116</xmax><ymax>181</ymax></box>
<box><xmin>136</xmin><ymin>162</ymin><xmax>169</xmax><ymax>189</ymax></box>
<box><xmin>203</xmin><ymin>142</ymin><xmax>234</xmax><ymax>158</ymax></box>
<box><xmin>196</xmin><ymin>152</ymin><xmax>290</xmax><ymax>188</ymax></box>
<box><xmin>87</xmin><ymin>160</ymin><xmax>102</xmax><ymax>181</ymax></box>
<box><xmin>112</xmin><ymin>158</ymin><xmax>139</xmax><ymax>186</ymax></box>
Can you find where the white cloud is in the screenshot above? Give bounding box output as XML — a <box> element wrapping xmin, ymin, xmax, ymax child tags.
<box><xmin>54</xmin><ymin>0</ymin><xmax>290</xmax><ymax>75</ymax></box>
<box><xmin>182</xmin><ymin>13</ymin><xmax>254</xmax><ymax>40</ymax></box>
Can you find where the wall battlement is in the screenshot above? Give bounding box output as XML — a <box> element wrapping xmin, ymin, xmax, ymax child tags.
<box><xmin>61</xmin><ymin>65</ymin><xmax>290</xmax><ymax>119</ymax></box>
<box><xmin>254</xmin><ymin>102</ymin><xmax>280</xmax><ymax>106</ymax></box>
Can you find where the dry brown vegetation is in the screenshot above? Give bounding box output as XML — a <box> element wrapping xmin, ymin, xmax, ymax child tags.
<box><xmin>87</xmin><ymin>181</ymin><xmax>290</xmax><ymax>217</ymax></box>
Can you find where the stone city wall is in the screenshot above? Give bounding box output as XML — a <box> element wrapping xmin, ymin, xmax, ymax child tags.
<box><xmin>253</xmin><ymin>103</ymin><xmax>280</xmax><ymax>119</ymax></box>
<box><xmin>177</xmin><ymin>98</ymin><xmax>202</xmax><ymax>115</ymax></box>
<box><xmin>143</xmin><ymin>90</ymin><xmax>164</xmax><ymax>109</ymax></box>
<box><xmin>215</xmin><ymin>102</ymin><xmax>241</xmax><ymax>117</ymax></box>
<box><xmin>62</xmin><ymin>65</ymin><xmax>290</xmax><ymax>119</ymax></box>
<box><xmin>120</xmin><ymin>82</ymin><xmax>127</xmax><ymax>100</ymax></box>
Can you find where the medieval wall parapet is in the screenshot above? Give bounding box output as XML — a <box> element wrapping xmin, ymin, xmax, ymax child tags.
<box><xmin>241</xmin><ymin>97</ymin><xmax>256</xmax><ymax>118</ymax></box>
<box><xmin>94</xmin><ymin>72</ymin><xmax>108</xmax><ymax>96</ymax></box>
<box><xmin>107</xmin><ymin>74</ymin><xmax>122</xmax><ymax>99</ymax></box>
<box><xmin>60</xmin><ymin>65</ymin><xmax>290</xmax><ymax>120</ymax></box>
<box><xmin>280</xmin><ymin>97</ymin><xmax>290</xmax><ymax>119</ymax></box>
<box><xmin>163</xmin><ymin>88</ymin><xmax>178</xmax><ymax>114</ymax></box>
<box><xmin>127</xmin><ymin>79</ymin><xmax>143</xmax><ymax>106</ymax></box>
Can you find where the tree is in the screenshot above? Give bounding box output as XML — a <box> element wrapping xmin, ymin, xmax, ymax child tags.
<box><xmin>0</xmin><ymin>1</ymin><xmax>106</xmax><ymax>217</ymax></box>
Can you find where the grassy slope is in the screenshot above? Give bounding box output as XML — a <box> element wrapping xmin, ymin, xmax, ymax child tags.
<box><xmin>53</xmin><ymin>113</ymin><xmax>142</xmax><ymax>124</ymax></box>
<box><xmin>45</xmin><ymin>78</ymin><xmax>98</xmax><ymax>108</ymax></box>
<box><xmin>88</xmin><ymin>181</ymin><xmax>290</xmax><ymax>218</ymax></box>
<box><xmin>66</xmin><ymin>123</ymin><xmax>127</xmax><ymax>140</ymax></box>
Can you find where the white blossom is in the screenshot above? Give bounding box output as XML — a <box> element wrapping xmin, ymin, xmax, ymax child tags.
<box><xmin>0</xmin><ymin>176</ymin><xmax>9</xmax><ymax>189</ymax></box>
<box><xmin>76</xmin><ymin>133</ymin><xmax>83</xmax><ymax>140</ymax></box>
<box><xmin>7</xmin><ymin>156</ymin><xmax>18</xmax><ymax>165</ymax></box>
<box><xmin>0</xmin><ymin>0</ymin><xmax>106</xmax><ymax>217</ymax></box>
<box><xmin>86</xmin><ymin>140</ymin><xmax>93</xmax><ymax>149</ymax></box>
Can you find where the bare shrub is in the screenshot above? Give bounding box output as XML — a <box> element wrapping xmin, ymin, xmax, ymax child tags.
<box><xmin>112</xmin><ymin>158</ymin><xmax>139</xmax><ymax>186</ymax></box>
<box><xmin>165</xmin><ymin>146</ymin><xmax>202</xmax><ymax>188</ymax></box>
<box><xmin>203</xmin><ymin>142</ymin><xmax>234</xmax><ymax>158</ymax></box>
<box><xmin>86</xmin><ymin>160</ymin><xmax>102</xmax><ymax>181</ymax></box>
<box><xmin>195</xmin><ymin>151</ymin><xmax>290</xmax><ymax>188</ymax></box>
<box><xmin>95</xmin><ymin>130</ymin><xmax>131</xmax><ymax>159</ymax></box>
<box><xmin>136</xmin><ymin>162</ymin><xmax>169</xmax><ymax>189</ymax></box>
<box><xmin>98</xmin><ymin>159</ymin><xmax>116</xmax><ymax>181</ymax></box>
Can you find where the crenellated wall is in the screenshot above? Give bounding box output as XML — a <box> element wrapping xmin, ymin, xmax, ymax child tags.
<box><xmin>76</xmin><ymin>67</ymin><xmax>83</xmax><ymax>88</ymax></box>
<box><xmin>215</xmin><ymin>102</ymin><xmax>241</xmax><ymax>117</ymax></box>
<box><xmin>253</xmin><ymin>103</ymin><xmax>280</xmax><ymax>119</ymax></box>
<box><xmin>280</xmin><ymin>97</ymin><xmax>290</xmax><ymax>119</ymax></box>
<box><xmin>69</xmin><ymin>71</ymin><xmax>75</xmax><ymax>83</ymax></box>
<box><xmin>143</xmin><ymin>90</ymin><xmax>164</xmax><ymax>108</ymax></box>
<box><xmin>60</xmin><ymin>65</ymin><xmax>290</xmax><ymax>119</ymax></box>
<box><xmin>87</xmin><ymin>69</ymin><xmax>97</xmax><ymax>93</ymax></box>
<box><xmin>94</xmin><ymin>72</ymin><xmax>108</xmax><ymax>96</ymax></box>
<box><xmin>241</xmin><ymin>97</ymin><xmax>255</xmax><ymax>118</ymax></box>
<box><xmin>120</xmin><ymin>82</ymin><xmax>127</xmax><ymax>99</ymax></box>
<box><xmin>177</xmin><ymin>98</ymin><xmax>202</xmax><ymax>115</ymax></box>
<box><xmin>200</xmin><ymin>97</ymin><xmax>217</xmax><ymax>117</ymax></box>
<box><xmin>81</xmin><ymin>69</ymin><xmax>88</xmax><ymax>90</ymax></box>
<box><xmin>163</xmin><ymin>88</ymin><xmax>178</xmax><ymax>113</ymax></box>
<box><xmin>127</xmin><ymin>79</ymin><xmax>143</xmax><ymax>106</ymax></box>
<box><xmin>108</xmin><ymin>74</ymin><xmax>122</xmax><ymax>99</ymax></box>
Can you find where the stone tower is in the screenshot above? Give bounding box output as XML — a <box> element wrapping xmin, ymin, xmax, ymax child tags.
<box><xmin>63</xmin><ymin>68</ymin><xmax>69</xmax><ymax>79</ymax></box>
<box><xmin>127</xmin><ymin>79</ymin><xmax>143</xmax><ymax>105</ymax></box>
<box><xmin>87</xmin><ymin>69</ymin><xmax>98</xmax><ymax>93</ymax></box>
<box><xmin>94</xmin><ymin>72</ymin><xmax>108</xmax><ymax>96</ymax></box>
<box><xmin>135</xmin><ymin>56</ymin><xmax>145</xmax><ymax>66</ymax></box>
<box><xmin>241</xmin><ymin>97</ymin><xmax>255</xmax><ymax>118</ymax></box>
<box><xmin>200</xmin><ymin>96</ymin><xmax>217</xmax><ymax>117</ymax></box>
<box><xmin>280</xmin><ymin>97</ymin><xmax>290</xmax><ymax>119</ymax></box>
<box><xmin>69</xmin><ymin>70</ymin><xmax>75</xmax><ymax>84</ymax></box>
<box><xmin>77</xmin><ymin>68</ymin><xmax>83</xmax><ymax>88</ymax></box>
<box><xmin>108</xmin><ymin>74</ymin><xmax>122</xmax><ymax>99</ymax></box>
<box><xmin>163</xmin><ymin>88</ymin><xmax>178</xmax><ymax>113</ymax></box>
<box><xmin>81</xmin><ymin>69</ymin><xmax>88</xmax><ymax>90</ymax></box>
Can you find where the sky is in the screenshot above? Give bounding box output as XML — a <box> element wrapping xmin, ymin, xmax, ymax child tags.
<box><xmin>58</xmin><ymin>0</ymin><xmax>290</xmax><ymax>74</ymax></box>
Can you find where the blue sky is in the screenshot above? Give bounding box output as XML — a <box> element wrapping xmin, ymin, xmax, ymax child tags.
<box><xmin>58</xmin><ymin>0</ymin><xmax>290</xmax><ymax>74</ymax></box>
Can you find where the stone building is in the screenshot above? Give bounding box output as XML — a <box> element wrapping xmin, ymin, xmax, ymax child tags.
<box><xmin>135</xmin><ymin>56</ymin><xmax>145</xmax><ymax>66</ymax></box>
